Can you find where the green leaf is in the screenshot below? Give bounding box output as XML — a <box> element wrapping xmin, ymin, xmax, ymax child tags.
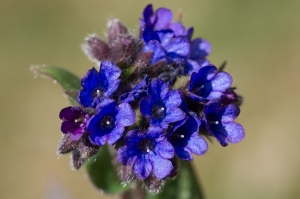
<box><xmin>121</xmin><ymin>66</ymin><xmax>135</xmax><ymax>81</ymax></box>
<box><xmin>85</xmin><ymin>145</ymin><xmax>128</xmax><ymax>194</ymax></box>
<box><xmin>147</xmin><ymin>161</ymin><xmax>205</xmax><ymax>199</ymax></box>
<box><xmin>31</xmin><ymin>65</ymin><xmax>81</xmax><ymax>105</ymax></box>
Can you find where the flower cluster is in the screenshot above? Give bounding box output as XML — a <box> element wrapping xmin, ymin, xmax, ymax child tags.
<box><xmin>57</xmin><ymin>4</ymin><xmax>245</xmax><ymax>192</ymax></box>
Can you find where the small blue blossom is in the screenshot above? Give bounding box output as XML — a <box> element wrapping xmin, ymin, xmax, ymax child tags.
<box><xmin>168</xmin><ymin>115</ymin><xmax>208</xmax><ymax>160</ymax></box>
<box><xmin>184</xmin><ymin>38</ymin><xmax>211</xmax><ymax>75</ymax></box>
<box><xmin>141</xmin><ymin>4</ymin><xmax>173</xmax><ymax>41</ymax></box>
<box><xmin>140</xmin><ymin>78</ymin><xmax>186</xmax><ymax>129</ymax></box>
<box><xmin>87</xmin><ymin>99</ymin><xmax>136</xmax><ymax>146</ymax></box>
<box><xmin>78</xmin><ymin>61</ymin><xmax>121</xmax><ymax>107</ymax></box>
<box><xmin>143</xmin><ymin>29</ymin><xmax>190</xmax><ymax>65</ymax></box>
<box><xmin>188</xmin><ymin>65</ymin><xmax>232</xmax><ymax>102</ymax></box>
<box><xmin>59</xmin><ymin>107</ymin><xmax>89</xmax><ymax>141</ymax></box>
<box><xmin>117</xmin><ymin>127</ymin><xmax>174</xmax><ymax>179</ymax></box>
<box><xmin>202</xmin><ymin>101</ymin><xmax>245</xmax><ymax>146</ymax></box>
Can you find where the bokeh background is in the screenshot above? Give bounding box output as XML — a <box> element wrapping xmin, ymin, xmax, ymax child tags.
<box><xmin>1</xmin><ymin>0</ymin><xmax>300</xmax><ymax>198</ymax></box>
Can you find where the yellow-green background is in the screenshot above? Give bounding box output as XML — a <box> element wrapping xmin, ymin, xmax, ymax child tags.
<box><xmin>1</xmin><ymin>0</ymin><xmax>299</xmax><ymax>198</ymax></box>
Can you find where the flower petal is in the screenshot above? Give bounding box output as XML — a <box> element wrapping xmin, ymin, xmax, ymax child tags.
<box><xmin>117</xmin><ymin>146</ymin><xmax>137</xmax><ymax>166</ymax></box>
<box><xmin>164</xmin><ymin>108</ymin><xmax>186</xmax><ymax>124</ymax></box>
<box><xmin>154</xmin><ymin>8</ymin><xmax>173</xmax><ymax>30</ymax></box>
<box><xmin>186</xmin><ymin>133</ymin><xmax>208</xmax><ymax>156</ymax></box>
<box><xmin>211</xmin><ymin>72</ymin><xmax>232</xmax><ymax>92</ymax></box>
<box><xmin>140</xmin><ymin>96</ymin><xmax>152</xmax><ymax>117</ymax></box>
<box><xmin>116</xmin><ymin>102</ymin><xmax>136</xmax><ymax>126</ymax></box>
<box><xmin>189</xmin><ymin>38</ymin><xmax>211</xmax><ymax>59</ymax></box>
<box><xmin>224</xmin><ymin>122</ymin><xmax>245</xmax><ymax>144</ymax></box>
<box><xmin>143</xmin><ymin>40</ymin><xmax>166</xmax><ymax>64</ymax></box>
<box><xmin>221</xmin><ymin>104</ymin><xmax>240</xmax><ymax>123</ymax></box>
<box><xmin>164</xmin><ymin>90</ymin><xmax>182</xmax><ymax>109</ymax></box>
<box><xmin>156</xmin><ymin>141</ymin><xmax>174</xmax><ymax>159</ymax></box>
<box><xmin>150</xmin><ymin>155</ymin><xmax>173</xmax><ymax>179</ymax></box>
<box><xmin>174</xmin><ymin>146</ymin><xmax>192</xmax><ymax>160</ymax></box>
<box><xmin>107</xmin><ymin>126</ymin><xmax>125</xmax><ymax>144</ymax></box>
<box><xmin>169</xmin><ymin>22</ymin><xmax>187</xmax><ymax>37</ymax></box>
<box><xmin>134</xmin><ymin>157</ymin><xmax>152</xmax><ymax>179</ymax></box>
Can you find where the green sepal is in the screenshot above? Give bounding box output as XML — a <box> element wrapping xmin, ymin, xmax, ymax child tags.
<box><xmin>121</xmin><ymin>66</ymin><xmax>136</xmax><ymax>81</ymax></box>
<box><xmin>147</xmin><ymin>161</ymin><xmax>204</xmax><ymax>199</ymax></box>
<box><xmin>30</xmin><ymin>65</ymin><xmax>81</xmax><ymax>105</ymax></box>
<box><xmin>85</xmin><ymin>145</ymin><xmax>129</xmax><ymax>194</ymax></box>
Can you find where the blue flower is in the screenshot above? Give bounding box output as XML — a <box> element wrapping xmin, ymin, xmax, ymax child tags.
<box><xmin>78</xmin><ymin>61</ymin><xmax>121</xmax><ymax>107</ymax></box>
<box><xmin>143</xmin><ymin>29</ymin><xmax>190</xmax><ymax>65</ymax></box>
<box><xmin>120</xmin><ymin>76</ymin><xmax>149</xmax><ymax>103</ymax></box>
<box><xmin>141</xmin><ymin>4</ymin><xmax>210</xmax><ymax>72</ymax></box>
<box><xmin>188</xmin><ymin>65</ymin><xmax>232</xmax><ymax>102</ymax></box>
<box><xmin>184</xmin><ymin>37</ymin><xmax>211</xmax><ymax>75</ymax></box>
<box><xmin>168</xmin><ymin>115</ymin><xmax>208</xmax><ymax>160</ymax></box>
<box><xmin>59</xmin><ymin>107</ymin><xmax>89</xmax><ymax>141</ymax></box>
<box><xmin>140</xmin><ymin>78</ymin><xmax>186</xmax><ymax>129</ymax></box>
<box><xmin>87</xmin><ymin>99</ymin><xmax>136</xmax><ymax>146</ymax></box>
<box><xmin>117</xmin><ymin>127</ymin><xmax>174</xmax><ymax>179</ymax></box>
<box><xmin>141</xmin><ymin>4</ymin><xmax>173</xmax><ymax>40</ymax></box>
<box><xmin>202</xmin><ymin>101</ymin><xmax>245</xmax><ymax>146</ymax></box>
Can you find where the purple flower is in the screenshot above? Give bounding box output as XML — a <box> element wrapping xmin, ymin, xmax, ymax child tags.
<box><xmin>87</xmin><ymin>99</ymin><xmax>136</xmax><ymax>146</ymax></box>
<box><xmin>188</xmin><ymin>65</ymin><xmax>232</xmax><ymax>102</ymax></box>
<box><xmin>59</xmin><ymin>107</ymin><xmax>89</xmax><ymax>141</ymax></box>
<box><xmin>140</xmin><ymin>78</ymin><xmax>186</xmax><ymax>129</ymax></box>
<box><xmin>78</xmin><ymin>61</ymin><xmax>121</xmax><ymax>107</ymax></box>
<box><xmin>202</xmin><ymin>101</ymin><xmax>245</xmax><ymax>146</ymax></box>
<box><xmin>117</xmin><ymin>127</ymin><xmax>174</xmax><ymax>179</ymax></box>
<box><xmin>168</xmin><ymin>115</ymin><xmax>208</xmax><ymax>160</ymax></box>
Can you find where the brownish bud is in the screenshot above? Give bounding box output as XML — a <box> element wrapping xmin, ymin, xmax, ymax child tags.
<box><xmin>82</xmin><ymin>35</ymin><xmax>111</xmax><ymax>62</ymax></box>
<box><xmin>70</xmin><ymin>135</ymin><xmax>98</xmax><ymax>170</ymax></box>
<box><xmin>57</xmin><ymin>134</ymin><xmax>79</xmax><ymax>155</ymax></box>
<box><xmin>107</xmin><ymin>18</ymin><xmax>128</xmax><ymax>44</ymax></box>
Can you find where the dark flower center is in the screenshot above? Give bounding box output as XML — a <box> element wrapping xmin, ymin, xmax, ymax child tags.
<box><xmin>100</xmin><ymin>115</ymin><xmax>115</xmax><ymax>129</ymax></box>
<box><xmin>92</xmin><ymin>88</ymin><xmax>105</xmax><ymax>98</ymax></box>
<box><xmin>151</xmin><ymin>103</ymin><xmax>166</xmax><ymax>119</ymax></box>
<box><xmin>138</xmin><ymin>139</ymin><xmax>154</xmax><ymax>153</ymax></box>
<box><xmin>74</xmin><ymin>115</ymin><xmax>84</xmax><ymax>125</ymax></box>
<box><xmin>206</xmin><ymin>114</ymin><xmax>221</xmax><ymax>126</ymax></box>
<box><xmin>170</xmin><ymin>132</ymin><xmax>186</xmax><ymax>144</ymax></box>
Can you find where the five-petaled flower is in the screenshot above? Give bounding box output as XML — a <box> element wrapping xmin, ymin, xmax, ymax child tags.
<box><xmin>188</xmin><ymin>65</ymin><xmax>232</xmax><ymax>102</ymax></box>
<box><xmin>59</xmin><ymin>107</ymin><xmax>89</xmax><ymax>141</ymax></box>
<box><xmin>117</xmin><ymin>127</ymin><xmax>174</xmax><ymax>179</ymax></box>
<box><xmin>140</xmin><ymin>78</ymin><xmax>186</xmax><ymax>129</ymax></box>
<box><xmin>201</xmin><ymin>100</ymin><xmax>245</xmax><ymax>146</ymax></box>
<box><xmin>168</xmin><ymin>115</ymin><xmax>208</xmax><ymax>160</ymax></box>
<box><xmin>87</xmin><ymin>99</ymin><xmax>136</xmax><ymax>146</ymax></box>
<box><xmin>78</xmin><ymin>61</ymin><xmax>121</xmax><ymax>108</ymax></box>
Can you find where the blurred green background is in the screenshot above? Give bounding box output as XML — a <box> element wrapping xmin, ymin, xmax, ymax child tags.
<box><xmin>1</xmin><ymin>0</ymin><xmax>300</xmax><ymax>198</ymax></box>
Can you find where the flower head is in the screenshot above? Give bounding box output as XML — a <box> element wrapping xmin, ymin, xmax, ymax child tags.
<box><xmin>188</xmin><ymin>65</ymin><xmax>232</xmax><ymax>102</ymax></box>
<box><xmin>168</xmin><ymin>115</ymin><xmax>208</xmax><ymax>160</ymax></box>
<box><xmin>202</xmin><ymin>101</ymin><xmax>245</xmax><ymax>146</ymax></box>
<box><xmin>78</xmin><ymin>61</ymin><xmax>121</xmax><ymax>107</ymax></box>
<box><xmin>117</xmin><ymin>127</ymin><xmax>174</xmax><ymax>179</ymax></box>
<box><xmin>87</xmin><ymin>99</ymin><xmax>136</xmax><ymax>146</ymax></box>
<box><xmin>140</xmin><ymin>78</ymin><xmax>185</xmax><ymax>129</ymax></box>
<box><xmin>59</xmin><ymin>107</ymin><xmax>89</xmax><ymax>141</ymax></box>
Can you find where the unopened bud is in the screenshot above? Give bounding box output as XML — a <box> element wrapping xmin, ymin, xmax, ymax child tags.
<box><xmin>107</xmin><ymin>18</ymin><xmax>128</xmax><ymax>44</ymax></box>
<box><xmin>82</xmin><ymin>35</ymin><xmax>111</xmax><ymax>62</ymax></box>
